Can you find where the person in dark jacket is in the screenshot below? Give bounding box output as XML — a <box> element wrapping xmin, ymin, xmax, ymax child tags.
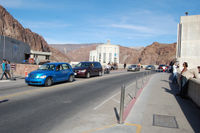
<box><xmin>124</xmin><ymin>63</ymin><xmax>126</xmax><ymax>69</ymax></box>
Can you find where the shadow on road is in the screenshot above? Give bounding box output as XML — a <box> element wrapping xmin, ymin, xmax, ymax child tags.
<box><xmin>0</xmin><ymin>99</ymin><xmax>9</xmax><ymax>104</ymax></box>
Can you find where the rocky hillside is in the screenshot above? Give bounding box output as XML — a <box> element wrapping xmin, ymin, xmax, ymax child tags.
<box><xmin>51</xmin><ymin>42</ymin><xmax>176</xmax><ymax>65</ymax></box>
<box><xmin>51</xmin><ymin>43</ymin><xmax>102</xmax><ymax>54</ymax></box>
<box><xmin>0</xmin><ymin>5</ymin><xmax>71</xmax><ymax>62</ymax></box>
<box><xmin>49</xmin><ymin>46</ymin><xmax>70</xmax><ymax>62</ymax></box>
<box><xmin>139</xmin><ymin>42</ymin><xmax>176</xmax><ymax>65</ymax></box>
<box><xmin>0</xmin><ymin>5</ymin><xmax>50</xmax><ymax>52</ymax></box>
<box><xmin>0</xmin><ymin>5</ymin><xmax>176</xmax><ymax>64</ymax></box>
<box><xmin>65</xmin><ymin>44</ymin><xmax>98</xmax><ymax>62</ymax></box>
<box><xmin>119</xmin><ymin>46</ymin><xmax>144</xmax><ymax>64</ymax></box>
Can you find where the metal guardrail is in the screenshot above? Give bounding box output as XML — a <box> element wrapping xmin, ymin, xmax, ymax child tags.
<box><xmin>119</xmin><ymin>70</ymin><xmax>156</xmax><ymax>124</ymax></box>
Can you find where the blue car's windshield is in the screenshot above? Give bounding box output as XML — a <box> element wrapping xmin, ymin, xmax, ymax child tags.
<box><xmin>38</xmin><ymin>64</ymin><xmax>55</xmax><ymax>71</ymax></box>
<box><xmin>75</xmin><ymin>62</ymin><xmax>90</xmax><ymax>67</ymax></box>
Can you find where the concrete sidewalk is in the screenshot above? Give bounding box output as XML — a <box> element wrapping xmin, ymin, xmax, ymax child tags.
<box><xmin>85</xmin><ymin>73</ymin><xmax>200</xmax><ymax>133</ymax></box>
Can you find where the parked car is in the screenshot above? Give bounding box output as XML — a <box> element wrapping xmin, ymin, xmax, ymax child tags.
<box><xmin>158</xmin><ymin>64</ymin><xmax>168</xmax><ymax>72</ymax></box>
<box><xmin>73</xmin><ymin>61</ymin><xmax>103</xmax><ymax>78</ymax></box>
<box><xmin>145</xmin><ymin>65</ymin><xmax>155</xmax><ymax>70</ymax></box>
<box><xmin>127</xmin><ymin>64</ymin><xmax>140</xmax><ymax>72</ymax></box>
<box><xmin>25</xmin><ymin>62</ymin><xmax>74</xmax><ymax>86</ymax></box>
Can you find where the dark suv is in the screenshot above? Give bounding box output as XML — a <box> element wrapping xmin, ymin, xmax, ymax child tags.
<box><xmin>73</xmin><ymin>62</ymin><xmax>103</xmax><ymax>78</ymax></box>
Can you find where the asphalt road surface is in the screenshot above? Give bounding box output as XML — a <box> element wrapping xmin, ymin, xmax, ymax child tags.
<box><xmin>0</xmin><ymin>70</ymin><xmax>149</xmax><ymax>133</ymax></box>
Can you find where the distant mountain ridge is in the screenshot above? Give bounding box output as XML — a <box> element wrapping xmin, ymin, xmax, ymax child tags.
<box><xmin>50</xmin><ymin>43</ymin><xmax>103</xmax><ymax>54</ymax></box>
<box><xmin>0</xmin><ymin>5</ymin><xmax>176</xmax><ymax>64</ymax></box>
<box><xmin>51</xmin><ymin>42</ymin><xmax>176</xmax><ymax>65</ymax></box>
<box><xmin>0</xmin><ymin>5</ymin><xmax>50</xmax><ymax>52</ymax></box>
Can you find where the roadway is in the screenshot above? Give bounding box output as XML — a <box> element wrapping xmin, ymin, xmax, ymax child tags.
<box><xmin>0</xmin><ymin>70</ymin><xmax>146</xmax><ymax>133</ymax></box>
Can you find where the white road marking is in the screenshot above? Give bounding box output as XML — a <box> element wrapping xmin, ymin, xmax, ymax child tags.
<box><xmin>0</xmin><ymin>80</ymin><xmax>10</xmax><ymax>82</ymax></box>
<box><xmin>93</xmin><ymin>91</ymin><xmax>120</xmax><ymax>110</ymax></box>
<box><xmin>93</xmin><ymin>79</ymin><xmax>139</xmax><ymax>110</ymax></box>
<box><xmin>112</xmin><ymin>98</ymin><xmax>120</xmax><ymax>104</ymax></box>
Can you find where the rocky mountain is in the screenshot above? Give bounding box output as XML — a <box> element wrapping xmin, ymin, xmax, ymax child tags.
<box><xmin>49</xmin><ymin>46</ymin><xmax>70</xmax><ymax>62</ymax></box>
<box><xmin>119</xmin><ymin>46</ymin><xmax>144</xmax><ymax>64</ymax></box>
<box><xmin>0</xmin><ymin>5</ymin><xmax>176</xmax><ymax>64</ymax></box>
<box><xmin>0</xmin><ymin>5</ymin><xmax>71</xmax><ymax>62</ymax></box>
<box><xmin>51</xmin><ymin>42</ymin><xmax>176</xmax><ymax>65</ymax></box>
<box><xmin>65</xmin><ymin>44</ymin><xmax>98</xmax><ymax>62</ymax></box>
<box><xmin>139</xmin><ymin>42</ymin><xmax>176</xmax><ymax>65</ymax></box>
<box><xmin>51</xmin><ymin>43</ymin><xmax>102</xmax><ymax>54</ymax></box>
<box><xmin>0</xmin><ymin>5</ymin><xmax>50</xmax><ymax>52</ymax></box>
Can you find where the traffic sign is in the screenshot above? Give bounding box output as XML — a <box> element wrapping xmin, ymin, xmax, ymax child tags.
<box><xmin>11</xmin><ymin>64</ymin><xmax>16</xmax><ymax>70</ymax></box>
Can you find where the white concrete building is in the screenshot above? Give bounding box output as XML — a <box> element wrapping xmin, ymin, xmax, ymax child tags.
<box><xmin>177</xmin><ymin>15</ymin><xmax>200</xmax><ymax>69</ymax></box>
<box><xmin>30</xmin><ymin>50</ymin><xmax>52</xmax><ymax>64</ymax></box>
<box><xmin>89</xmin><ymin>40</ymin><xmax>119</xmax><ymax>65</ymax></box>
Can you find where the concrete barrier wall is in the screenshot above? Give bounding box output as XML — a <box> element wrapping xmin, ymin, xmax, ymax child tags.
<box><xmin>188</xmin><ymin>78</ymin><xmax>200</xmax><ymax>107</ymax></box>
<box><xmin>14</xmin><ymin>64</ymin><xmax>39</xmax><ymax>77</ymax></box>
<box><xmin>0</xmin><ymin>63</ymin><xmax>39</xmax><ymax>77</ymax></box>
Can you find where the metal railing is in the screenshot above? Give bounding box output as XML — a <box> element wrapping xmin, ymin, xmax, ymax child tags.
<box><xmin>119</xmin><ymin>70</ymin><xmax>156</xmax><ymax>124</ymax></box>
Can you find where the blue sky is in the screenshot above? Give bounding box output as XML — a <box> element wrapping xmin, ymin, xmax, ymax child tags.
<box><xmin>0</xmin><ymin>0</ymin><xmax>200</xmax><ymax>47</ymax></box>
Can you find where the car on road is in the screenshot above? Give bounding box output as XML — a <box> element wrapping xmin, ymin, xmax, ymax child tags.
<box><xmin>25</xmin><ymin>62</ymin><xmax>74</xmax><ymax>86</ymax></box>
<box><xmin>127</xmin><ymin>64</ymin><xmax>140</xmax><ymax>72</ymax></box>
<box><xmin>145</xmin><ymin>65</ymin><xmax>155</xmax><ymax>70</ymax></box>
<box><xmin>73</xmin><ymin>61</ymin><xmax>103</xmax><ymax>78</ymax></box>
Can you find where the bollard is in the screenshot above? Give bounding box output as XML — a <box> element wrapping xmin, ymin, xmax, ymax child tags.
<box><xmin>119</xmin><ymin>84</ymin><xmax>125</xmax><ymax>124</ymax></box>
<box><xmin>135</xmin><ymin>78</ymin><xmax>138</xmax><ymax>98</ymax></box>
<box><xmin>142</xmin><ymin>72</ymin><xmax>144</xmax><ymax>86</ymax></box>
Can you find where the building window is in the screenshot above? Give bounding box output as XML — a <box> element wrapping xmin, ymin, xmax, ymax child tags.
<box><xmin>103</xmin><ymin>53</ymin><xmax>106</xmax><ymax>63</ymax></box>
<box><xmin>46</xmin><ymin>55</ymin><xmax>50</xmax><ymax>60</ymax></box>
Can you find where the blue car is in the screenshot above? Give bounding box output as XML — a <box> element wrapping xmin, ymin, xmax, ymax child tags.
<box><xmin>25</xmin><ymin>62</ymin><xmax>74</xmax><ymax>86</ymax></box>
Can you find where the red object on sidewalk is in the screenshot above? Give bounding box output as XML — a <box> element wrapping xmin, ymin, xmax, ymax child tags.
<box><xmin>25</xmin><ymin>67</ymin><xmax>28</xmax><ymax>77</ymax></box>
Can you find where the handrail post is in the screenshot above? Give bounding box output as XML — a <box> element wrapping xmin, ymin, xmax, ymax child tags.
<box><xmin>119</xmin><ymin>84</ymin><xmax>125</xmax><ymax>124</ymax></box>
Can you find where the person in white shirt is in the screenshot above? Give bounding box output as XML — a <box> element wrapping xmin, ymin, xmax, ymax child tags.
<box><xmin>104</xmin><ymin>63</ymin><xmax>111</xmax><ymax>74</ymax></box>
<box><xmin>172</xmin><ymin>63</ymin><xmax>178</xmax><ymax>83</ymax></box>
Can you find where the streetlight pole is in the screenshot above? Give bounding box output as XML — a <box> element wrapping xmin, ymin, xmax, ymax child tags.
<box><xmin>3</xmin><ymin>35</ymin><xmax>5</xmax><ymax>58</ymax></box>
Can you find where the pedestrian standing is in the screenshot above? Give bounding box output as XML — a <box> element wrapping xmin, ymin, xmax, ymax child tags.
<box><xmin>0</xmin><ymin>59</ymin><xmax>8</xmax><ymax>80</ymax></box>
<box><xmin>172</xmin><ymin>63</ymin><xmax>178</xmax><ymax>83</ymax></box>
<box><xmin>124</xmin><ymin>63</ymin><xmax>126</xmax><ymax>69</ymax></box>
<box><xmin>6</xmin><ymin>60</ymin><xmax>11</xmax><ymax>79</ymax></box>
<box><xmin>177</xmin><ymin>62</ymin><xmax>193</xmax><ymax>98</ymax></box>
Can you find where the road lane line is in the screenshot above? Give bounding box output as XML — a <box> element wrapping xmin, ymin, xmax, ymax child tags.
<box><xmin>93</xmin><ymin>77</ymin><xmax>140</xmax><ymax>111</ymax></box>
<box><xmin>93</xmin><ymin>91</ymin><xmax>120</xmax><ymax>110</ymax></box>
<box><xmin>0</xmin><ymin>71</ymin><xmax>143</xmax><ymax>102</ymax></box>
<box><xmin>112</xmin><ymin>98</ymin><xmax>120</xmax><ymax>103</ymax></box>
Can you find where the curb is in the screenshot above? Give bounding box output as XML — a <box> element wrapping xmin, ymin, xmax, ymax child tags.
<box><xmin>123</xmin><ymin>75</ymin><xmax>153</xmax><ymax>121</ymax></box>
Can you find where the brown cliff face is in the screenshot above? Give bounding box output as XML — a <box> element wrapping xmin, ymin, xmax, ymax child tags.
<box><xmin>0</xmin><ymin>5</ymin><xmax>50</xmax><ymax>52</ymax></box>
<box><xmin>119</xmin><ymin>46</ymin><xmax>144</xmax><ymax>64</ymax></box>
<box><xmin>51</xmin><ymin>42</ymin><xmax>176</xmax><ymax>65</ymax></box>
<box><xmin>139</xmin><ymin>42</ymin><xmax>176</xmax><ymax>65</ymax></box>
<box><xmin>66</xmin><ymin>45</ymin><xmax>97</xmax><ymax>62</ymax></box>
<box><xmin>49</xmin><ymin>46</ymin><xmax>70</xmax><ymax>62</ymax></box>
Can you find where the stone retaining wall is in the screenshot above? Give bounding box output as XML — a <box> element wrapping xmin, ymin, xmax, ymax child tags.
<box><xmin>188</xmin><ymin>78</ymin><xmax>200</xmax><ymax>107</ymax></box>
<box><xmin>13</xmin><ymin>64</ymin><xmax>39</xmax><ymax>77</ymax></box>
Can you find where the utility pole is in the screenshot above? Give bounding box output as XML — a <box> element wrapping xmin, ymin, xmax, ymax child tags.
<box><xmin>3</xmin><ymin>35</ymin><xmax>5</xmax><ymax>58</ymax></box>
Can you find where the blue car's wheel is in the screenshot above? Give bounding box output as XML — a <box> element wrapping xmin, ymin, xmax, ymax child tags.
<box><xmin>68</xmin><ymin>75</ymin><xmax>74</xmax><ymax>82</ymax></box>
<box><xmin>45</xmin><ymin>77</ymin><xmax>53</xmax><ymax>87</ymax></box>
